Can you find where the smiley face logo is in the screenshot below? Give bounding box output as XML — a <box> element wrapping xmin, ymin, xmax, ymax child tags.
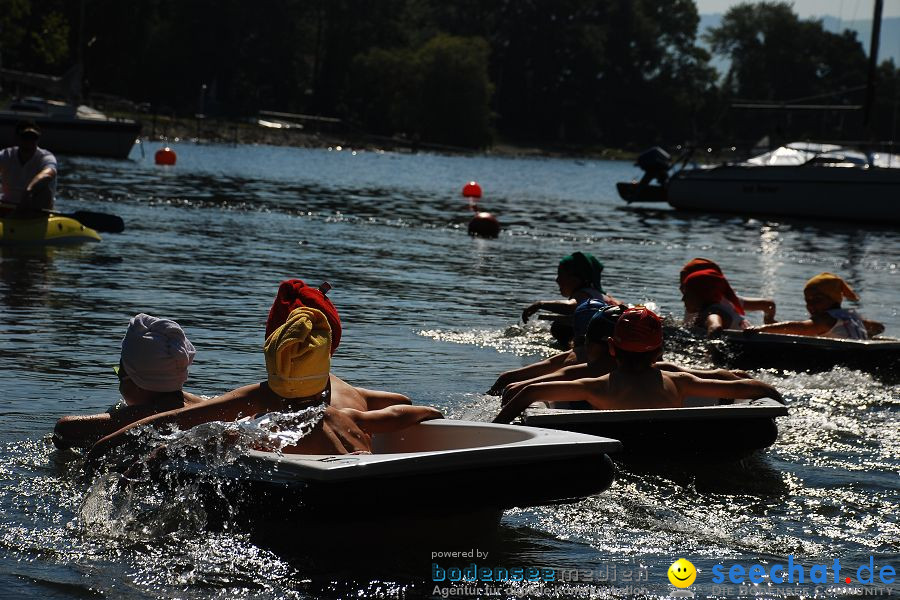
<box><xmin>668</xmin><ymin>558</ymin><xmax>697</xmax><ymax>588</ymax></box>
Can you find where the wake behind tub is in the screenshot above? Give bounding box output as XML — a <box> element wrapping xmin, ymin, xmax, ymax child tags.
<box><xmin>523</xmin><ymin>398</ymin><xmax>787</xmax><ymax>460</ymax></box>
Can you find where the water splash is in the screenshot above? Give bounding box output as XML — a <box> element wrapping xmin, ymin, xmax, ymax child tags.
<box><xmin>78</xmin><ymin>405</ymin><xmax>326</xmax><ymax>541</ymax></box>
<box><xmin>419</xmin><ymin>323</ymin><xmax>559</xmax><ymax>357</ymax></box>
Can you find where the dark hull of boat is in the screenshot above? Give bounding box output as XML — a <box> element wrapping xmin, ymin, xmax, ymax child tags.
<box><xmin>527</xmin><ymin>417</ymin><xmax>777</xmax><ymax>461</ymax></box>
<box><xmin>201</xmin><ymin>452</ymin><xmax>616</xmax><ymax>522</ymax></box>
<box><xmin>0</xmin><ymin>112</ymin><xmax>141</xmax><ymax>159</ymax></box>
<box><xmin>713</xmin><ymin>330</ymin><xmax>900</xmax><ymax>373</ymax></box>
<box><xmin>617</xmin><ymin>164</ymin><xmax>900</xmax><ymax>224</ymax></box>
<box><xmin>666</xmin><ymin>165</ymin><xmax>900</xmax><ymax>224</ymax></box>
<box><xmin>172</xmin><ymin>452</ymin><xmax>615</xmax><ymax>540</ymax></box>
<box><xmin>253</xmin><ymin>508</ymin><xmax>507</xmax><ymax>555</ymax></box>
<box><xmin>616</xmin><ymin>181</ymin><xmax>667</xmax><ymax>203</ymax></box>
<box><xmin>523</xmin><ymin>400</ymin><xmax>786</xmax><ymax>461</ymax></box>
<box><xmin>166</xmin><ymin>420</ymin><xmax>619</xmax><ymax>531</ymax></box>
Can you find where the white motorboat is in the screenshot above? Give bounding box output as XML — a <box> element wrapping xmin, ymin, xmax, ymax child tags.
<box><xmin>618</xmin><ymin>142</ymin><xmax>900</xmax><ymax>224</ymax></box>
<box><xmin>523</xmin><ymin>398</ymin><xmax>787</xmax><ymax>460</ymax></box>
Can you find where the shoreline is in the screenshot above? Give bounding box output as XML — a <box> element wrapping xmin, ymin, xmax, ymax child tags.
<box><xmin>126</xmin><ymin>112</ymin><xmax>638</xmax><ymax>161</ymax></box>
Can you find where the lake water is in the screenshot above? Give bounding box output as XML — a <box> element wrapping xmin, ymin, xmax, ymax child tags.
<box><xmin>0</xmin><ymin>141</ymin><xmax>897</xmax><ymax>599</ymax></box>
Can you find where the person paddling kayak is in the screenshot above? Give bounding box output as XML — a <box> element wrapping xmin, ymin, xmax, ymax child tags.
<box><xmin>0</xmin><ymin>120</ymin><xmax>57</xmax><ymax>216</ymax></box>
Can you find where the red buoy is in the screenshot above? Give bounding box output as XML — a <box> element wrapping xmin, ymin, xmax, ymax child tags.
<box><xmin>468</xmin><ymin>211</ymin><xmax>500</xmax><ymax>238</ymax></box>
<box><xmin>462</xmin><ymin>181</ymin><xmax>482</xmax><ymax>198</ymax></box>
<box><xmin>155</xmin><ymin>147</ymin><xmax>177</xmax><ymax>165</ymax></box>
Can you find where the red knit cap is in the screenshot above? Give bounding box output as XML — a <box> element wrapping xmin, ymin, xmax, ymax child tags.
<box><xmin>681</xmin><ymin>269</ymin><xmax>745</xmax><ymax>315</ymax></box>
<box><xmin>679</xmin><ymin>257</ymin><xmax>722</xmax><ymax>285</ymax></box>
<box><xmin>612</xmin><ymin>306</ymin><xmax>663</xmax><ymax>352</ymax></box>
<box><xmin>265</xmin><ymin>279</ymin><xmax>341</xmax><ymax>354</ymax></box>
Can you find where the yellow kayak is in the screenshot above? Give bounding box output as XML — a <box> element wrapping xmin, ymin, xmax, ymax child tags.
<box><xmin>0</xmin><ymin>215</ymin><xmax>101</xmax><ymax>245</ymax></box>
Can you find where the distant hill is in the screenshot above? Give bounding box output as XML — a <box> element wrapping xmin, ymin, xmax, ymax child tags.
<box><xmin>698</xmin><ymin>14</ymin><xmax>900</xmax><ymax>76</ymax></box>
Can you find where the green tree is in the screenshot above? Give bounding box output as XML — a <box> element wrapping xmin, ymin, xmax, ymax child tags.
<box><xmin>0</xmin><ymin>0</ymin><xmax>31</xmax><ymax>67</ymax></box>
<box><xmin>457</xmin><ymin>0</ymin><xmax>715</xmax><ymax>147</ymax></box>
<box><xmin>706</xmin><ymin>1</ymin><xmax>871</xmax><ymax>142</ymax></box>
<box><xmin>871</xmin><ymin>60</ymin><xmax>900</xmax><ymax>142</ymax></box>
<box><xmin>597</xmin><ymin>0</ymin><xmax>717</xmax><ymax>147</ymax></box>
<box><xmin>310</xmin><ymin>0</ymin><xmax>410</xmax><ymax>117</ymax></box>
<box><xmin>81</xmin><ymin>0</ymin><xmax>317</xmax><ymax>116</ymax></box>
<box><xmin>0</xmin><ymin>0</ymin><xmax>767</xmax><ymax>150</ymax></box>
<box><xmin>0</xmin><ymin>0</ymin><xmax>72</xmax><ymax>73</ymax></box>
<box><xmin>416</xmin><ymin>34</ymin><xmax>492</xmax><ymax>147</ymax></box>
<box><xmin>347</xmin><ymin>34</ymin><xmax>492</xmax><ymax>148</ymax></box>
<box><xmin>347</xmin><ymin>46</ymin><xmax>418</xmax><ymax>135</ymax></box>
<box><xmin>32</xmin><ymin>11</ymin><xmax>69</xmax><ymax>67</ymax></box>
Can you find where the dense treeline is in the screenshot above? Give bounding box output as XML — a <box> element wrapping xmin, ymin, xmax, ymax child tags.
<box><xmin>1</xmin><ymin>0</ymin><xmax>897</xmax><ymax>150</ymax></box>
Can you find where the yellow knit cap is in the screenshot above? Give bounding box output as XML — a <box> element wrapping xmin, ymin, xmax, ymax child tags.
<box><xmin>264</xmin><ymin>306</ymin><xmax>332</xmax><ymax>399</ymax></box>
<box><xmin>804</xmin><ymin>272</ymin><xmax>860</xmax><ymax>305</ymax></box>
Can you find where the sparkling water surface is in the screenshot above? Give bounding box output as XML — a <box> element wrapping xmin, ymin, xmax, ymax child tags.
<box><xmin>0</xmin><ymin>141</ymin><xmax>897</xmax><ymax>599</ymax></box>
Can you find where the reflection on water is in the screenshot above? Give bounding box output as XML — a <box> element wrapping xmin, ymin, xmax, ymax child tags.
<box><xmin>0</xmin><ymin>143</ymin><xmax>897</xmax><ymax>599</ymax></box>
<box><xmin>0</xmin><ymin>245</ymin><xmax>55</xmax><ymax>308</ymax></box>
<box><xmin>757</xmin><ymin>225</ymin><xmax>780</xmax><ymax>299</ymax></box>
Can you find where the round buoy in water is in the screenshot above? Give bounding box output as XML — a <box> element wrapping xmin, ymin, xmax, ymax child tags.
<box><xmin>468</xmin><ymin>211</ymin><xmax>500</xmax><ymax>238</ymax></box>
<box><xmin>462</xmin><ymin>181</ymin><xmax>482</xmax><ymax>198</ymax></box>
<box><xmin>155</xmin><ymin>147</ymin><xmax>177</xmax><ymax>165</ymax></box>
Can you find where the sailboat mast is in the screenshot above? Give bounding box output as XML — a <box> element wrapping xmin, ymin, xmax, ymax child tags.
<box><xmin>76</xmin><ymin>0</ymin><xmax>85</xmax><ymax>103</ymax></box>
<box><xmin>862</xmin><ymin>0</ymin><xmax>883</xmax><ymax>130</ymax></box>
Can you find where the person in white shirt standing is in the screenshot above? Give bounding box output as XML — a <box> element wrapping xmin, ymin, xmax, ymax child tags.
<box><xmin>0</xmin><ymin>119</ymin><xmax>57</xmax><ymax>216</ymax></box>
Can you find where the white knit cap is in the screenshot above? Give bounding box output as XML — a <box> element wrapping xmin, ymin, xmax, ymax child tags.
<box><xmin>120</xmin><ymin>313</ymin><xmax>196</xmax><ymax>392</ymax></box>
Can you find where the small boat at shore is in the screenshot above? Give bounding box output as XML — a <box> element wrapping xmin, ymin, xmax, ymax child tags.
<box><xmin>523</xmin><ymin>398</ymin><xmax>787</xmax><ymax>461</ymax></box>
<box><xmin>169</xmin><ymin>419</ymin><xmax>620</xmax><ymax>525</ymax></box>
<box><xmin>0</xmin><ymin>97</ymin><xmax>141</xmax><ymax>160</ymax></box>
<box><xmin>0</xmin><ymin>67</ymin><xmax>140</xmax><ymax>159</ymax></box>
<box><xmin>713</xmin><ymin>329</ymin><xmax>900</xmax><ymax>369</ymax></box>
<box><xmin>0</xmin><ymin>214</ymin><xmax>101</xmax><ymax>245</ymax></box>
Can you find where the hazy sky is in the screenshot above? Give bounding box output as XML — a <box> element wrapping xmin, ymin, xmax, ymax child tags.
<box><xmin>695</xmin><ymin>0</ymin><xmax>900</xmax><ymax>19</ymax></box>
